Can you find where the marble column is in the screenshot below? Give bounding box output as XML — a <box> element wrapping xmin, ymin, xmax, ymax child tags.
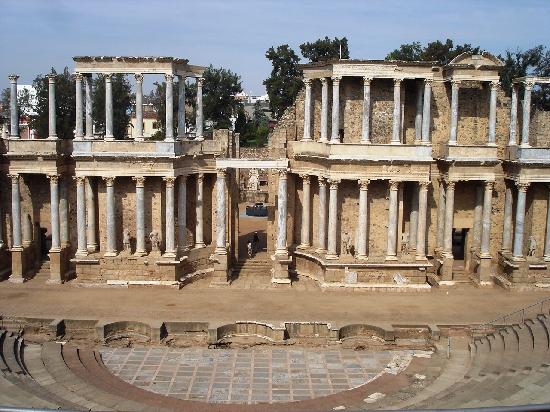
<box><xmin>473</xmin><ymin>185</ymin><xmax>483</xmax><ymax>251</ymax></box>
<box><xmin>75</xmin><ymin>176</ymin><xmax>87</xmax><ymax>256</ymax></box>
<box><xmin>391</xmin><ymin>79</ymin><xmax>402</xmax><ymax>144</ymax></box>
<box><xmin>488</xmin><ymin>81</ymin><xmax>498</xmax><ymax>145</ymax></box>
<box><xmin>103</xmin><ymin>176</ymin><xmax>117</xmax><ymax>256</ymax></box>
<box><xmin>164</xmin><ymin>177</ymin><xmax>176</xmax><ymax>257</ymax></box>
<box><xmin>449</xmin><ymin>80</ymin><xmax>460</xmax><ymax>145</ymax></box>
<box><xmin>85</xmin><ymin>75</ymin><xmax>93</xmax><ymax>138</ymax></box>
<box><xmin>178</xmin><ymin>175</ymin><xmax>188</xmax><ymax>252</ymax></box>
<box><xmin>59</xmin><ymin>178</ymin><xmax>69</xmax><ymax>247</ymax></box>
<box><xmin>361</xmin><ymin>77</ymin><xmax>372</xmax><ymax>144</ymax></box>
<box><xmin>177</xmin><ymin>75</ymin><xmax>186</xmax><ymax>139</ymax></box>
<box><xmin>47</xmin><ymin>74</ymin><xmax>57</xmax><ymax>139</ymax></box>
<box><xmin>330</xmin><ymin>76</ymin><xmax>341</xmax><ymax>143</ymax></box>
<box><xmin>436</xmin><ymin>179</ymin><xmax>446</xmax><ymax>249</ymax></box>
<box><xmin>415</xmin><ymin>80</ymin><xmax>424</xmax><ymax>142</ymax></box>
<box><xmin>215</xmin><ymin>169</ymin><xmax>227</xmax><ymax>254</ymax></box>
<box><xmin>356</xmin><ymin>179</ymin><xmax>370</xmax><ymax>259</ymax></box>
<box><xmin>326</xmin><ymin>179</ymin><xmax>340</xmax><ymax>259</ymax></box>
<box><xmin>195</xmin><ymin>173</ymin><xmax>205</xmax><ymax>248</ymax></box>
<box><xmin>386</xmin><ymin>181</ymin><xmax>399</xmax><ymax>260</ymax></box>
<box><xmin>316</xmin><ymin>176</ymin><xmax>327</xmax><ymax>253</ymax></box>
<box><xmin>275</xmin><ymin>170</ymin><xmax>288</xmax><ymax>255</ymax></box>
<box><xmin>320</xmin><ymin>78</ymin><xmax>328</xmax><ymax>142</ymax></box>
<box><xmin>133</xmin><ymin>176</ymin><xmax>146</xmax><ymax>256</ymax></box>
<box><xmin>85</xmin><ymin>177</ymin><xmax>97</xmax><ymax>251</ymax></box>
<box><xmin>480</xmin><ymin>181</ymin><xmax>494</xmax><ymax>257</ymax></box>
<box><xmin>134</xmin><ymin>73</ymin><xmax>144</xmax><ymax>141</ymax></box>
<box><xmin>509</xmin><ymin>84</ymin><xmax>518</xmax><ymax>146</ymax></box>
<box><xmin>74</xmin><ymin>73</ymin><xmax>84</xmax><ymax>139</ymax></box>
<box><xmin>409</xmin><ymin>184</ymin><xmax>419</xmax><ymax>251</ymax></box>
<box><xmin>443</xmin><ymin>181</ymin><xmax>456</xmax><ymax>257</ymax></box>
<box><xmin>521</xmin><ymin>81</ymin><xmax>533</xmax><ymax>147</ymax></box>
<box><xmin>165</xmin><ymin>74</ymin><xmax>174</xmax><ymax>141</ymax></box>
<box><xmin>502</xmin><ymin>182</ymin><xmax>514</xmax><ymax>252</ymax></box>
<box><xmin>49</xmin><ymin>175</ymin><xmax>60</xmax><ymax>252</ymax></box>
<box><xmin>544</xmin><ymin>185</ymin><xmax>550</xmax><ymax>261</ymax></box>
<box><xmin>421</xmin><ymin>80</ymin><xmax>432</xmax><ymax>143</ymax></box>
<box><xmin>10</xmin><ymin>174</ymin><xmax>22</xmax><ymax>249</ymax></box>
<box><xmin>9</xmin><ymin>75</ymin><xmax>19</xmax><ymax>138</ymax></box>
<box><xmin>416</xmin><ymin>181</ymin><xmax>429</xmax><ymax>260</ymax></box>
<box><xmin>196</xmin><ymin>77</ymin><xmax>204</xmax><ymax>139</ymax></box>
<box><xmin>302</xmin><ymin>79</ymin><xmax>312</xmax><ymax>141</ymax></box>
<box><xmin>513</xmin><ymin>182</ymin><xmax>529</xmax><ymax>260</ymax></box>
<box><xmin>299</xmin><ymin>174</ymin><xmax>311</xmax><ymax>248</ymax></box>
<box><xmin>22</xmin><ymin>214</ymin><xmax>32</xmax><ymax>247</ymax></box>
<box><xmin>104</xmin><ymin>74</ymin><xmax>114</xmax><ymax>139</ymax></box>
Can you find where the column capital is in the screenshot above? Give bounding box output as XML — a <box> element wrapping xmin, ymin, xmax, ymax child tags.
<box><xmin>74</xmin><ymin>72</ymin><xmax>84</xmax><ymax>81</ymax></box>
<box><xmin>46</xmin><ymin>73</ymin><xmax>56</xmax><ymax>83</ymax></box>
<box><xmin>74</xmin><ymin>176</ymin><xmax>86</xmax><ymax>185</ymax></box>
<box><xmin>179</xmin><ymin>174</ymin><xmax>188</xmax><ymax>182</ymax></box>
<box><xmin>524</xmin><ymin>81</ymin><xmax>535</xmax><ymax>91</ymax></box>
<box><xmin>103</xmin><ymin>176</ymin><xmax>115</xmax><ymax>186</ymax></box>
<box><xmin>389</xmin><ymin>180</ymin><xmax>399</xmax><ymax>191</ymax></box>
<box><xmin>318</xmin><ymin>176</ymin><xmax>328</xmax><ymax>185</ymax></box>
<box><xmin>197</xmin><ymin>76</ymin><xmax>204</xmax><ymax>86</ymax></box>
<box><xmin>299</xmin><ymin>174</ymin><xmax>310</xmax><ymax>183</ymax></box>
<box><xmin>484</xmin><ymin>181</ymin><xmax>495</xmax><ymax>190</ymax></box>
<box><xmin>393</xmin><ymin>78</ymin><xmax>402</xmax><ymax>86</ymax></box>
<box><xmin>277</xmin><ymin>169</ymin><xmax>288</xmax><ymax>179</ymax></box>
<box><xmin>163</xmin><ymin>176</ymin><xmax>176</xmax><ymax>187</ymax></box>
<box><xmin>331</xmin><ymin>76</ymin><xmax>342</xmax><ymax>84</ymax></box>
<box><xmin>8</xmin><ymin>74</ymin><xmax>19</xmax><ymax>82</ymax></box>
<box><xmin>451</xmin><ymin>79</ymin><xmax>461</xmax><ymax>87</ymax></box>
<box><xmin>516</xmin><ymin>181</ymin><xmax>530</xmax><ymax>192</ymax></box>
<box><xmin>48</xmin><ymin>174</ymin><xmax>59</xmax><ymax>184</ymax></box>
<box><xmin>165</xmin><ymin>73</ymin><xmax>174</xmax><ymax>83</ymax></box>
<box><xmin>217</xmin><ymin>168</ymin><xmax>227</xmax><ymax>178</ymax></box>
<box><xmin>8</xmin><ymin>174</ymin><xmax>20</xmax><ymax>184</ymax></box>
<box><xmin>104</xmin><ymin>73</ymin><xmax>113</xmax><ymax>81</ymax></box>
<box><xmin>363</xmin><ymin>76</ymin><xmax>373</xmax><ymax>85</ymax></box>
<box><xmin>424</xmin><ymin>78</ymin><xmax>433</xmax><ymax>86</ymax></box>
<box><xmin>419</xmin><ymin>181</ymin><xmax>431</xmax><ymax>190</ymax></box>
<box><xmin>134</xmin><ymin>73</ymin><xmax>144</xmax><ymax>83</ymax></box>
<box><xmin>490</xmin><ymin>81</ymin><xmax>500</xmax><ymax>91</ymax></box>
<box><xmin>328</xmin><ymin>178</ymin><xmax>340</xmax><ymax>189</ymax></box>
<box><xmin>303</xmin><ymin>78</ymin><xmax>312</xmax><ymax>86</ymax></box>
<box><xmin>320</xmin><ymin>77</ymin><xmax>328</xmax><ymax>85</ymax></box>
<box><xmin>133</xmin><ymin>176</ymin><xmax>146</xmax><ymax>187</ymax></box>
<box><xmin>358</xmin><ymin>179</ymin><xmax>370</xmax><ymax>190</ymax></box>
<box><xmin>197</xmin><ymin>172</ymin><xmax>205</xmax><ymax>184</ymax></box>
<box><xmin>445</xmin><ymin>180</ymin><xmax>456</xmax><ymax>190</ymax></box>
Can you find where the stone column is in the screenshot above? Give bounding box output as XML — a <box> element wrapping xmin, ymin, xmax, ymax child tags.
<box><xmin>178</xmin><ymin>175</ymin><xmax>188</xmax><ymax>252</ymax></box>
<box><xmin>275</xmin><ymin>170</ymin><xmax>288</xmax><ymax>255</ymax></box>
<box><xmin>473</xmin><ymin>185</ymin><xmax>483</xmax><ymax>251</ymax></box>
<box><xmin>361</xmin><ymin>77</ymin><xmax>372</xmax><ymax>144</ymax></box>
<box><xmin>85</xmin><ymin>177</ymin><xmax>97</xmax><ymax>251</ymax></box>
<box><xmin>436</xmin><ymin>179</ymin><xmax>446</xmax><ymax>249</ymax></box>
<box><xmin>386</xmin><ymin>180</ymin><xmax>399</xmax><ymax>260</ymax></box>
<box><xmin>85</xmin><ymin>75</ymin><xmax>93</xmax><ymax>138</ymax></box>
<box><xmin>164</xmin><ymin>177</ymin><xmax>176</xmax><ymax>257</ymax></box>
<box><xmin>391</xmin><ymin>79</ymin><xmax>402</xmax><ymax>144</ymax></box>
<box><xmin>9</xmin><ymin>75</ymin><xmax>19</xmax><ymax>138</ymax></box>
<box><xmin>0</xmin><ymin>201</ymin><xmax>4</xmax><ymax>249</ymax></box>
<box><xmin>74</xmin><ymin>73</ymin><xmax>84</xmax><ymax>139</ymax></box>
<box><xmin>416</xmin><ymin>181</ymin><xmax>429</xmax><ymax>260</ymax></box>
<box><xmin>215</xmin><ymin>169</ymin><xmax>227</xmax><ymax>254</ymax></box>
<box><xmin>302</xmin><ymin>79</ymin><xmax>312</xmax><ymax>141</ymax></box>
<box><xmin>47</xmin><ymin>74</ymin><xmax>57</xmax><ymax>139</ymax></box>
<box><xmin>320</xmin><ymin>78</ymin><xmax>328</xmax><ymax>142</ymax></box>
<box><xmin>415</xmin><ymin>80</ymin><xmax>424</xmax><ymax>142</ymax></box>
<box><xmin>521</xmin><ymin>81</ymin><xmax>533</xmax><ymax>147</ymax></box>
<box><xmin>316</xmin><ymin>176</ymin><xmax>327</xmax><ymax>253</ymax></box>
<box><xmin>443</xmin><ymin>181</ymin><xmax>456</xmax><ymax>257</ymax></box>
<box><xmin>488</xmin><ymin>81</ymin><xmax>498</xmax><ymax>145</ymax></box>
<box><xmin>10</xmin><ymin>174</ymin><xmax>22</xmax><ymax>249</ymax></box>
<box><xmin>326</xmin><ymin>179</ymin><xmax>340</xmax><ymax>259</ymax></box>
<box><xmin>502</xmin><ymin>182</ymin><xmax>514</xmax><ymax>252</ymax></box>
<box><xmin>104</xmin><ymin>74</ymin><xmax>114</xmax><ymax>140</ymax></box>
<box><xmin>195</xmin><ymin>173</ymin><xmax>205</xmax><ymax>248</ymax></box>
<box><xmin>165</xmin><ymin>74</ymin><xmax>174</xmax><ymax>141</ymax></box>
<box><xmin>480</xmin><ymin>181</ymin><xmax>494</xmax><ymax>257</ymax></box>
<box><xmin>59</xmin><ymin>178</ymin><xmax>69</xmax><ymax>247</ymax></box>
<box><xmin>22</xmin><ymin>214</ymin><xmax>32</xmax><ymax>247</ymax></box>
<box><xmin>133</xmin><ymin>176</ymin><xmax>146</xmax><ymax>256</ymax></box>
<box><xmin>177</xmin><ymin>75</ymin><xmax>186</xmax><ymax>139</ymax></box>
<box><xmin>509</xmin><ymin>83</ymin><xmax>518</xmax><ymax>146</ymax></box>
<box><xmin>103</xmin><ymin>176</ymin><xmax>117</xmax><ymax>256</ymax></box>
<box><xmin>356</xmin><ymin>179</ymin><xmax>370</xmax><ymax>259</ymax></box>
<box><xmin>48</xmin><ymin>175</ymin><xmax>60</xmax><ymax>252</ymax></box>
<box><xmin>75</xmin><ymin>176</ymin><xmax>87</xmax><ymax>256</ymax></box>
<box><xmin>330</xmin><ymin>76</ymin><xmax>341</xmax><ymax>143</ymax></box>
<box><xmin>196</xmin><ymin>77</ymin><xmax>204</xmax><ymax>139</ymax></box>
<box><xmin>544</xmin><ymin>185</ymin><xmax>550</xmax><ymax>261</ymax></box>
<box><xmin>513</xmin><ymin>182</ymin><xmax>529</xmax><ymax>260</ymax></box>
<box><xmin>421</xmin><ymin>80</ymin><xmax>432</xmax><ymax>143</ymax></box>
<box><xmin>449</xmin><ymin>80</ymin><xmax>460</xmax><ymax>145</ymax></box>
<box><xmin>409</xmin><ymin>184</ymin><xmax>419</xmax><ymax>252</ymax></box>
<box><xmin>299</xmin><ymin>174</ymin><xmax>311</xmax><ymax>248</ymax></box>
<box><xmin>134</xmin><ymin>73</ymin><xmax>144</xmax><ymax>141</ymax></box>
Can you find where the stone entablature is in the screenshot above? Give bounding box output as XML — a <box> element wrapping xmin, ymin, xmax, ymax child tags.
<box><xmin>438</xmin><ymin>144</ymin><xmax>499</xmax><ymax>163</ymax></box>
<box><xmin>73</xmin><ymin>56</ymin><xmax>203</xmax><ymax>77</ymax></box>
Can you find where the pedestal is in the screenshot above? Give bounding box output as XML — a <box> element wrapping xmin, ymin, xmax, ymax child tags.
<box><xmin>47</xmin><ymin>250</ymin><xmax>63</xmax><ymax>284</ymax></box>
<box><xmin>9</xmin><ymin>248</ymin><xmax>24</xmax><ymax>283</ymax></box>
<box><xmin>271</xmin><ymin>253</ymin><xmax>291</xmax><ymax>285</ymax></box>
<box><xmin>477</xmin><ymin>255</ymin><xmax>494</xmax><ymax>285</ymax></box>
<box><xmin>209</xmin><ymin>250</ymin><xmax>230</xmax><ymax>287</ymax></box>
<box><xmin>440</xmin><ymin>255</ymin><xmax>454</xmax><ymax>281</ymax></box>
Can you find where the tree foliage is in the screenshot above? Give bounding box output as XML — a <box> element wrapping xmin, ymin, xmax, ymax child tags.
<box><xmin>386</xmin><ymin>39</ymin><xmax>482</xmax><ymax>65</ymax></box>
<box><xmin>92</xmin><ymin>74</ymin><xmax>132</xmax><ymax>139</ymax></box>
<box><xmin>300</xmin><ymin>36</ymin><xmax>349</xmax><ymax>62</ymax></box>
<box><xmin>236</xmin><ymin>101</ymin><xmax>269</xmax><ymax>147</ymax></box>
<box><xmin>0</xmin><ymin>86</ymin><xmax>34</xmax><ymax>128</ymax></box>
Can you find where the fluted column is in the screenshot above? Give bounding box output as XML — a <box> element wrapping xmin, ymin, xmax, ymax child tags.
<box><xmin>85</xmin><ymin>177</ymin><xmax>97</xmax><ymax>251</ymax></box>
<box><xmin>544</xmin><ymin>185</ymin><xmax>550</xmax><ymax>261</ymax></box>
<box><xmin>449</xmin><ymin>80</ymin><xmax>460</xmax><ymax>145</ymax></box>
<box><xmin>9</xmin><ymin>75</ymin><xmax>19</xmax><ymax>138</ymax></box>
<box><xmin>361</xmin><ymin>77</ymin><xmax>372</xmax><ymax>143</ymax></box>
<box><xmin>195</xmin><ymin>173</ymin><xmax>205</xmax><ymax>248</ymax></box>
<box><xmin>391</xmin><ymin>79</ymin><xmax>402</xmax><ymax>144</ymax></box>
<box><xmin>85</xmin><ymin>75</ymin><xmax>93</xmax><ymax>138</ymax></box>
<box><xmin>473</xmin><ymin>185</ymin><xmax>483</xmax><ymax>251</ymax></box>
<box><xmin>320</xmin><ymin>78</ymin><xmax>328</xmax><ymax>142</ymax></box>
<box><xmin>443</xmin><ymin>181</ymin><xmax>456</xmax><ymax>257</ymax></box>
<box><xmin>386</xmin><ymin>181</ymin><xmax>399</xmax><ymax>260</ymax></box>
<box><xmin>178</xmin><ymin>175</ymin><xmax>188</xmax><ymax>252</ymax></box>
<box><xmin>488</xmin><ymin>81</ymin><xmax>498</xmax><ymax>145</ymax></box>
<box><xmin>165</xmin><ymin>74</ymin><xmax>174</xmax><ymax>141</ymax></box>
<box><xmin>513</xmin><ymin>182</ymin><xmax>529</xmax><ymax>260</ymax></box>
<box><xmin>134</xmin><ymin>73</ymin><xmax>144</xmax><ymax>141</ymax></box>
<box><xmin>47</xmin><ymin>74</ymin><xmax>57</xmax><ymax>139</ymax></box>
<box><xmin>330</xmin><ymin>76</ymin><xmax>341</xmax><ymax>143</ymax></box>
<box><xmin>75</xmin><ymin>73</ymin><xmax>84</xmax><ymax>139</ymax></box>
<box><xmin>133</xmin><ymin>176</ymin><xmax>146</xmax><ymax>256</ymax></box>
<box><xmin>356</xmin><ymin>179</ymin><xmax>370</xmax><ymax>259</ymax></box>
<box><xmin>10</xmin><ymin>174</ymin><xmax>22</xmax><ymax>249</ymax></box>
<box><xmin>103</xmin><ymin>176</ymin><xmax>117</xmax><ymax>256</ymax></box>
<box><xmin>521</xmin><ymin>81</ymin><xmax>533</xmax><ymax>147</ymax></box>
<box><xmin>215</xmin><ymin>169</ymin><xmax>227</xmax><ymax>254</ymax></box>
<box><xmin>509</xmin><ymin>83</ymin><xmax>518</xmax><ymax>146</ymax></box>
<box><xmin>316</xmin><ymin>176</ymin><xmax>327</xmax><ymax>253</ymax></box>
<box><xmin>177</xmin><ymin>75</ymin><xmax>186</xmax><ymax>139</ymax></box>
<box><xmin>302</xmin><ymin>79</ymin><xmax>312</xmax><ymax>141</ymax></box>
<box><xmin>326</xmin><ymin>179</ymin><xmax>340</xmax><ymax>259</ymax></box>
<box><xmin>299</xmin><ymin>174</ymin><xmax>311</xmax><ymax>248</ymax></box>
<box><xmin>59</xmin><ymin>178</ymin><xmax>69</xmax><ymax>247</ymax></box>
<box><xmin>415</xmin><ymin>80</ymin><xmax>423</xmax><ymax>142</ymax></box>
<box><xmin>48</xmin><ymin>175</ymin><xmax>60</xmax><ymax>252</ymax></box>
<box><xmin>196</xmin><ymin>77</ymin><xmax>204</xmax><ymax>139</ymax></box>
<box><xmin>480</xmin><ymin>181</ymin><xmax>494</xmax><ymax>257</ymax></box>
<box><xmin>409</xmin><ymin>184</ymin><xmax>419</xmax><ymax>251</ymax></box>
<box><xmin>436</xmin><ymin>179</ymin><xmax>446</xmax><ymax>249</ymax></box>
<box><xmin>75</xmin><ymin>176</ymin><xmax>87</xmax><ymax>256</ymax></box>
<box><xmin>164</xmin><ymin>177</ymin><xmax>176</xmax><ymax>257</ymax></box>
<box><xmin>421</xmin><ymin>79</ymin><xmax>432</xmax><ymax>143</ymax></box>
<box><xmin>416</xmin><ymin>181</ymin><xmax>429</xmax><ymax>260</ymax></box>
<box><xmin>502</xmin><ymin>182</ymin><xmax>513</xmax><ymax>252</ymax></box>
<box><xmin>104</xmin><ymin>74</ymin><xmax>114</xmax><ymax>140</ymax></box>
<box><xmin>275</xmin><ymin>170</ymin><xmax>288</xmax><ymax>255</ymax></box>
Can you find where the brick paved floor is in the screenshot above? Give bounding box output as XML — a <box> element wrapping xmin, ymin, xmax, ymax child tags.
<box><xmin>100</xmin><ymin>347</ymin><xmax>418</xmax><ymax>404</ymax></box>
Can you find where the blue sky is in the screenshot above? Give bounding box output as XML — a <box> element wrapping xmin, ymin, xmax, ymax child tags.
<box><xmin>1</xmin><ymin>0</ymin><xmax>549</xmax><ymax>94</ymax></box>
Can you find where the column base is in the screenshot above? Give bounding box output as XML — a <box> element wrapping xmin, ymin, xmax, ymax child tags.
<box><xmin>9</xmin><ymin>135</ymin><xmax>21</xmax><ymax>139</ymax></box>
<box><xmin>325</xmin><ymin>253</ymin><xmax>338</xmax><ymax>260</ymax></box>
<box><xmin>315</xmin><ymin>248</ymin><xmax>326</xmax><ymax>255</ymax></box>
<box><xmin>104</xmin><ymin>251</ymin><xmax>118</xmax><ymax>257</ymax></box>
<box><xmin>300</xmin><ymin>137</ymin><xmax>312</xmax><ymax>142</ymax></box>
<box><xmin>487</xmin><ymin>142</ymin><xmax>497</xmax><ymax>147</ymax></box>
<box><xmin>164</xmin><ymin>137</ymin><xmax>175</xmax><ymax>142</ymax></box>
<box><xmin>328</xmin><ymin>139</ymin><xmax>340</xmax><ymax>144</ymax></box>
<box><xmin>87</xmin><ymin>244</ymin><xmax>98</xmax><ymax>253</ymax></box>
<box><xmin>385</xmin><ymin>255</ymin><xmax>398</xmax><ymax>261</ymax></box>
<box><xmin>479</xmin><ymin>252</ymin><xmax>492</xmax><ymax>259</ymax></box>
<box><xmin>360</xmin><ymin>139</ymin><xmax>371</xmax><ymax>144</ymax></box>
<box><xmin>214</xmin><ymin>247</ymin><xmax>227</xmax><ymax>255</ymax></box>
<box><xmin>415</xmin><ymin>254</ymin><xmax>427</xmax><ymax>261</ymax></box>
<box><xmin>512</xmin><ymin>255</ymin><xmax>526</xmax><ymax>262</ymax></box>
<box><xmin>544</xmin><ymin>255</ymin><xmax>550</xmax><ymax>262</ymax></box>
<box><xmin>194</xmin><ymin>243</ymin><xmax>206</xmax><ymax>249</ymax></box>
<box><xmin>135</xmin><ymin>136</ymin><xmax>145</xmax><ymax>142</ymax></box>
<box><xmin>134</xmin><ymin>250</ymin><xmax>147</xmax><ymax>257</ymax></box>
<box><xmin>74</xmin><ymin>135</ymin><xmax>84</xmax><ymax>140</ymax></box>
<box><xmin>9</xmin><ymin>276</ymin><xmax>25</xmax><ymax>284</ymax></box>
<box><xmin>104</xmin><ymin>136</ymin><xmax>115</xmax><ymax>141</ymax></box>
<box><xmin>356</xmin><ymin>254</ymin><xmax>368</xmax><ymax>260</ymax></box>
<box><xmin>163</xmin><ymin>251</ymin><xmax>177</xmax><ymax>259</ymax></box>
<box><xmin>47</xmin><ymin>135</ymin><xmax>58</xmax><ymax>140</ymax></box>
<box><xmin>390</xmin><ymin>140</ymin><xmax>400</xmax><ymax>145</ymax></box>
<box><xmin>318</xmin><ymin>138</ymin><xmax>328</xmax><ymax>143</ymax></box>
<box><xmin>75</xmin><ymin>249</ymin><xmax>89</xmax><ymax>258</ymax></box>
<box><xmin>49</xmin><ymin>247</ymin><xmax>61</xmax><ymax>253</ymax></box>
<box><xmin>195</xmin><ymin>136</ymin><xmax>204</xmax><ymax>141</ymax></box>
<box><xmin>297</xmin><ymin>243</ymin><xmax>310</xmax><ymax>250</ymax></box>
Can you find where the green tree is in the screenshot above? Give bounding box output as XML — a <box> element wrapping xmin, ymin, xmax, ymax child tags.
<box><xmin>148</xmin><ymin>80</ymin><xmax>178</xmax><ymax>140</ymax></box>
<box><xmin>92</xmin><ymin>74</ymin><xmax>132</xmax><ymax>138</ymax></box>
<box><xmin>202</xmin><ymin>65</ymin><xmax>242</xmax><ymax>129</ymax></box>
<box><xmin>300</xmin><ymin>36</ymin><xmax>350</xmax><ymax>62</ymax></box>
<box><xmin>237</xmin><ymin>102</ymin><xmax>270</xmax><ymax>147</ymax></box>
<box><xmin>1</xmin><ymin>86</ymin><xmax>34</xmax><ymax>128</ymax></box>
<box><xmin>264</xmin><ymin>44</ymin><xmax>303</xmax><ymax>119</ymax></box>
<box><xmin>386</xmin><ymin>39</ymin><xmax>482</xmax><ymax>65</ymax></box>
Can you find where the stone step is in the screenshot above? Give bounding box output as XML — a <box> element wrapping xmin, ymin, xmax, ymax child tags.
<box><xmin>2</xmin><ymin>333</ymin><xmax>25</xmax><ymax>374</ymax></box>
<box><xmin>0</xmin><ymin>370</ymin><xmax>59</xmax><ymax>409</ymax></box>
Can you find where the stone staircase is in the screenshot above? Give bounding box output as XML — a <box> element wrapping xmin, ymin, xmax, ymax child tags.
<box><xmin>30</xmin><ymin>260</ymin><xmax>50</xmax><ymax>283</ymax></box>
<box><xmin>232</xmin><ymin>254</ymin><xmax>271</xmax><ymax>279</ymax></box>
